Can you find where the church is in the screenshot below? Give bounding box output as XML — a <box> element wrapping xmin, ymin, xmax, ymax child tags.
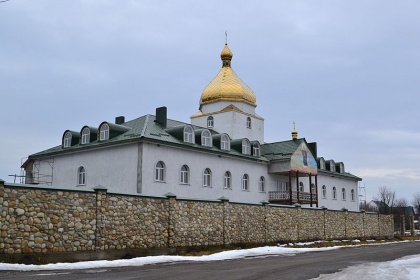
<box><xmin>22</xmin><ymin>42</ymin><xmax>362</xmax><ymax>211</ymax></box>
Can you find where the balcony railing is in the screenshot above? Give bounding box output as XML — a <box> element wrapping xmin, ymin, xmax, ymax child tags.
<box><xmin>269</xmin><ymin>191</ymin><xmax>318</xmax><ymax>205</ymax></box>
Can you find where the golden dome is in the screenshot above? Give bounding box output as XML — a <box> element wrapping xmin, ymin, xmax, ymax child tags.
<box><xmin>199</xmin><ymin>44</ymin><xmax>256</xmax><ymax>108</ymax></box>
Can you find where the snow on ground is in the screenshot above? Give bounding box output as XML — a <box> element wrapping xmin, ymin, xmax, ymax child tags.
<box><xmin>312</xmin><ymin>254</ymin><xmax>420</xmax><ymax>280</ymax></box>
<box><xmin>0</xmin><ymin>241</ymin><xmax>419</xmax><ymax>280</ymax></box>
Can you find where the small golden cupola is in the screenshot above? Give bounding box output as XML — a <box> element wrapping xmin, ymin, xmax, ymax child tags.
<box><xmin>199</xmin><ymin>43</ymin><xmax>257</xmax><ymax>109</ymax></box>
<box><xmin>292</xmin><ymin>122</ymin><xmax>298</xmax><ymax>140</ymax></box>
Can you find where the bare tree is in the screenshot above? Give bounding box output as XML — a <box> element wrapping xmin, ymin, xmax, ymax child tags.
<box><xmin>374</xmin><ymin>186</ymin><xmax>396</xmax><ymax>214</ymax></box>
<box><xmin>412</xmin><ymin>193</ymin><xmax>420</xmax><ymax>214</ymax></box>
<box><xmin>395</xmin><ymin>198</ymin><xmax>408</xmax><ymax>207</ymax></box>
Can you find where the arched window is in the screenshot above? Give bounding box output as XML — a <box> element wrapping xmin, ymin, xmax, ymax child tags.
<box><xmin>201</xmin><ymin>130</ymin><xmax>212</xmax><ymax>147</ymax></box>
<box><xmin>242</xmin><ymin>174</ymin><xmax>249</xmax><ymax>191</ymax></box>
<box><xmin>342</xmin><ymin>188</ymin><xmax>346</xmax><ymax>200</ymax></box>
<box><xmin>221</xmin><ymin>134</ymin><xmax>230</xmax><ymax>151</ymax></box>
<box><xmin>81</xmin><ymin>127</ymin><xmax>90</xmax><ymax>144</ymax></box>
<box><xmin>339</xmin><ymin>163</ymin><xmax>345</xmax><ymax>173</ymax></box>
<box><xmin>203</xmin><ymin>168</ymin><xmax>212</xmax><ymax>187</ymax></box>
<box><xmin>259</xmin><ymin>176</ymin><xmax>265</xmax><ymax>192</ymax></box>
<box><xmin>319</xmin><ymin>158</ymin><xmax>325</xmax><ymax>170</ymax></box>
<box><xmin>224</xmin><ymin>171</ymin><xmax>231</xmax><ymax>189</ymax></box>
<box><xmin>100</xmin><ymin>123</ymin><xmax>109</xmax><ymax>141</ymax></box>
<box><xmin>252</xmin><ymin>142</ymin><xmax>260</xmax><ymax>156</ymax></box>
<box><xmin>77</xmin><ymin>166</ymin><xmax>86</xmax><ymax>185</ymax></box>
<box><xmin>155</xmin><ymin>161</ymin><xmax>165</xmax><ymax>182</ymax></box>
<box><xmin>330</xmin><ymin>160</ymin><xmax>336</xmax><ymax>172</ymax></box>
<box><xmin>351</xmin><ymin>189</ymin><xmax>355</xmax><ymax>201</ymax></box>
<box><xmin>332</xmin><ymin>186</ymin><xmax>337</xmax><ymax>199</ymax></box>
<box><xmin>242</xmin><ymin>139</ymin><xmax>250</xmax><ymax>155</ymax></box>
<box><xmin>322</xmin><ymin>185</ymin><xmax>327</xmax><ymax>198</ymax></box>
<box><xmin>183</xmin><ymin>126</ymin><xmax>194</xmax><ymax>143</ymax></box>
<box><xmin>180</xmin><ymin>165</ymin><xmax>189</xmax><ymax>184</ymax></box>
<box><xmin>63</xmin><ymin>131</ymin><xmax>72</xmax><ymax>148</ymax></box>
<box><xmin>299</xmin><ymin>182</ymin><xmax>304</xmax><ymax>192</ymax></box>
<box><xmin>207</xmin><ymin>116</ymin><xmax>214</xmax><ymax>128</ymax></box>
<box><xmin>246</xmin><ymin>117</ymin><xmax>251</xmax><ymax>128</ymax></box>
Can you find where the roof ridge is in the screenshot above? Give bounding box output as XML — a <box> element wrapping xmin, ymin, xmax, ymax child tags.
<box><xmin>140</xmin><ymin>114</ymin><xmax>150</xmax><ymax>136</ymax></box>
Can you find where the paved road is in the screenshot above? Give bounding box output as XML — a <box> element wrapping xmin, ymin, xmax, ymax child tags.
<box><xmin>2</xmin><ymin>241</ymin><xmax>420</xmax><ymax>280</ymax></box>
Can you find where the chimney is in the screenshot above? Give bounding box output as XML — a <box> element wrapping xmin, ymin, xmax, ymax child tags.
<box><xmin>155</xmin><ymin>106</ymin><xmax>167</xmax><ymax>128</ymax></box>
<box><xmin>115</xmin><ymin>116</ymin><xmax>125</xmax><ymax>125</ymax></box>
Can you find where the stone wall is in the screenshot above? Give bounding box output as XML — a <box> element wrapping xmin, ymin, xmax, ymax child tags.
<box><xmin>0</xmin><ymin>181</ymin><xmax>394</xmax><ymax>261</ymax></box>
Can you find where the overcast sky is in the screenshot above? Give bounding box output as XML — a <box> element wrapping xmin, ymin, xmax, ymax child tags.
<box><xmin>1</xmin><ymin>1</ymin><xmax>419</xmax><ymax>203</ymax></box>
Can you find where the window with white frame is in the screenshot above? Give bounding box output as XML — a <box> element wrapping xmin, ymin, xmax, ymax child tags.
<box><xmin>319</xmin><ymin>158</ymin><xmax>325</xmax><ymax>170</ymax></box>
<box><xmin>277</xmin><ymin>181</ymin><xmax>289</xmax><ymax>192</ymax></box>
<box><xmin>221</xmin><ymin>134</ymin><xmax>230</xmax><ymax>151</ymax></box>
<box><xmin>246</xmin><ymin>117</ymin><xmax>251</xmax><ymax>128</ymax></box>
<box><xmin>311</xmin><ymin>183</ymin><xmax>316</xmax><ymax>194</ymax></box>
<box><xmin>224</xmin><ymin>171</ymin><xmax>231</xmax><ymax>189</ymax></box>
<box><xmin>259</xmin><ymin>176</ymin><xmax>265</xmax><ymax>192</ymax></box>
<box><xmin>339</xmin><ymin>163</ymin><xmax>345</xmax><ymax>173</ymax></box>
<box><xmin>322</xmin><ymin>185</ymin><xmax>327</xmax><ymax>198</ymax></box>
<box><xmin>351</xmin><ymin>189</ymin><xmax>355</xmax><ymax>201</ymax></box>
<box><xmin>242</xmin><ymin>174</ymin><xmax>249</xmax><ymax>191</ymax></box>
<box><xmin>330</xmin><ymin>160</ymin><xmax>336</xmax><ymax>172</ymax></box>
<box><xmin>100</xmin><ymin>123</ymin><xmax>109</xmax><ymax>141</ymax></box>
<box><xmin>201</xmin><ymin>130</ymin><xmax>212</xmax><ymax>147</ymax></box>
<box><xmin>252</xmin><ymin>143</ymin><xmax>260</xmax><ymax>156</ymax></box>
<box><xmin>63</xmin><ymin>131</ymin><xmax>72</xmax><ymax>148</ymax></box>
<box><xmin>342</xmin><ymin>188</ymin><xmax>346</xmax><ymax>200</ymax></box>
<box><xmin>203</xmin><ymin>168</ymin><xmax>212</xmax><ymax>187</ymax></box>
<box><xmin>180</xmin><ymin>165</ymin><xmax>189</xmax><ymax>184</ymax></box>
<box><xmin>242</xmin><ymin>139</ymin><xmax>250</xmax><ymax>155</ymax></box>
<box><xmin>77</xmin><ymin>166</ymin><xmax>86</xmax><ymax>185</ymax></box>
<box><xmin>81</xmin><ymin>127</ymin><xmax>90</xmax><ymax>144</ymax></box>
<box><xmin>299</xmin><ymin>182</ymin><xmax>304</xmax><ymax>192</ymax></box>
<box><xmin>183</xmin><ymin>126</ymin><xmax>194</xmax><ymax>143</ymax></box>
<box><xmin>155</xmin><ymin>161</ymin><xmax>165</xmax><ymax>182</ymax></box>
<box><xmin>207</xmin><ymin>116</ymin><xmax>214</xmax><ymax>128</ymax></box>
<box><xmin>332</xmin><ymin>186</ymin><xmax>337</xmax><ymax>199</ymax></box>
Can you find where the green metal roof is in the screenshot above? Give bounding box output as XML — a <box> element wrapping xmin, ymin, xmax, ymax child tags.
<box><xmin>26</xmin><ymin>114</ymin><xmax>268</xmax><ymax>163</ymax></box>
<box><xmin>261</xmin><ymin>139</ymin><xmax>304</xmax><ymax>160</ymax></box>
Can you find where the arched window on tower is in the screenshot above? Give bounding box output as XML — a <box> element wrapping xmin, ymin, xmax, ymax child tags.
<box><xmin>246</xmin><ymin>117</ymin><xmax>252</xmax><ymax>128</ymax></box>
<box><xmin>207</xmin><ymin>116</ymin><xmax>214</xmax><ymax>128</ymax></box>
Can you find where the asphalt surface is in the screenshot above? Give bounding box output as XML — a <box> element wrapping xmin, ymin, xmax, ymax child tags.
<box><xmin>1</xmin><ymin>241</ymin><xmax>420</xmax><ymax>280</ymax></box>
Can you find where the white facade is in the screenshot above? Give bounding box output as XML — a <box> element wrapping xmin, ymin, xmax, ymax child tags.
<box><xmin>22</xmin><ymin>43</ymin><xmax>361</xmax><ymax>211</ymax></box>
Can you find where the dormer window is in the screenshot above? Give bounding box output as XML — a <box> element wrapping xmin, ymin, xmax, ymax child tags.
<box><xmin>246</xmin><ymin>117</ymin><xmax>251</xmax><ymax>128</ymax></box>
<box><xmin>319</xmin><ymin>158</ymin><xmax>325</xmax><ymax>170</ymax></box>
<box><xmin>81</xmin><ymin>127</ymin><xmax>90</xmax><ymax>144</ymax></box>
<box><xmin>329</xmin><ymin>160</ymin><xmax>336</xmax><ymax>172</ymax></box>
<box><xmin>242</xmin><ymin>139</ymin><xmax>251</xmax><ymax>155</ymax></box>
<box><xmin>63</xmin><ymin>131</ymin><xmax>72</xmax><ymax>148</ymax></box>
<box><xmin>338</xmin><ymin>162</ymin><xmax>345</xmax><ymax>173</ymax></box>
<box><xmin>201</xmin><ymin>130</ymin><xmax>212</xmax><ymax>147</ymax></box>
<box><xmin>207</xmin><ymin>116</ymin><xmax>214</xmax><ymax>128</ymax></box>
<box><xmin>183</xmin><ymin>126</ymin><xmax>194</xmax><ymax>143</ymax></box>
<box><xmin>221</xmin><ymin>134</ymin><xmax>230</xmax><ymax>151</ymax></box>
<box><xmin>252</xmin><ymin>142</ymin><xmax>260</xmax><ymax>156</ymax></box>
<box><xmin>100</xmin><ymin>123</ymin><xmax>109</xmax><ymax>141</ymax></box>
